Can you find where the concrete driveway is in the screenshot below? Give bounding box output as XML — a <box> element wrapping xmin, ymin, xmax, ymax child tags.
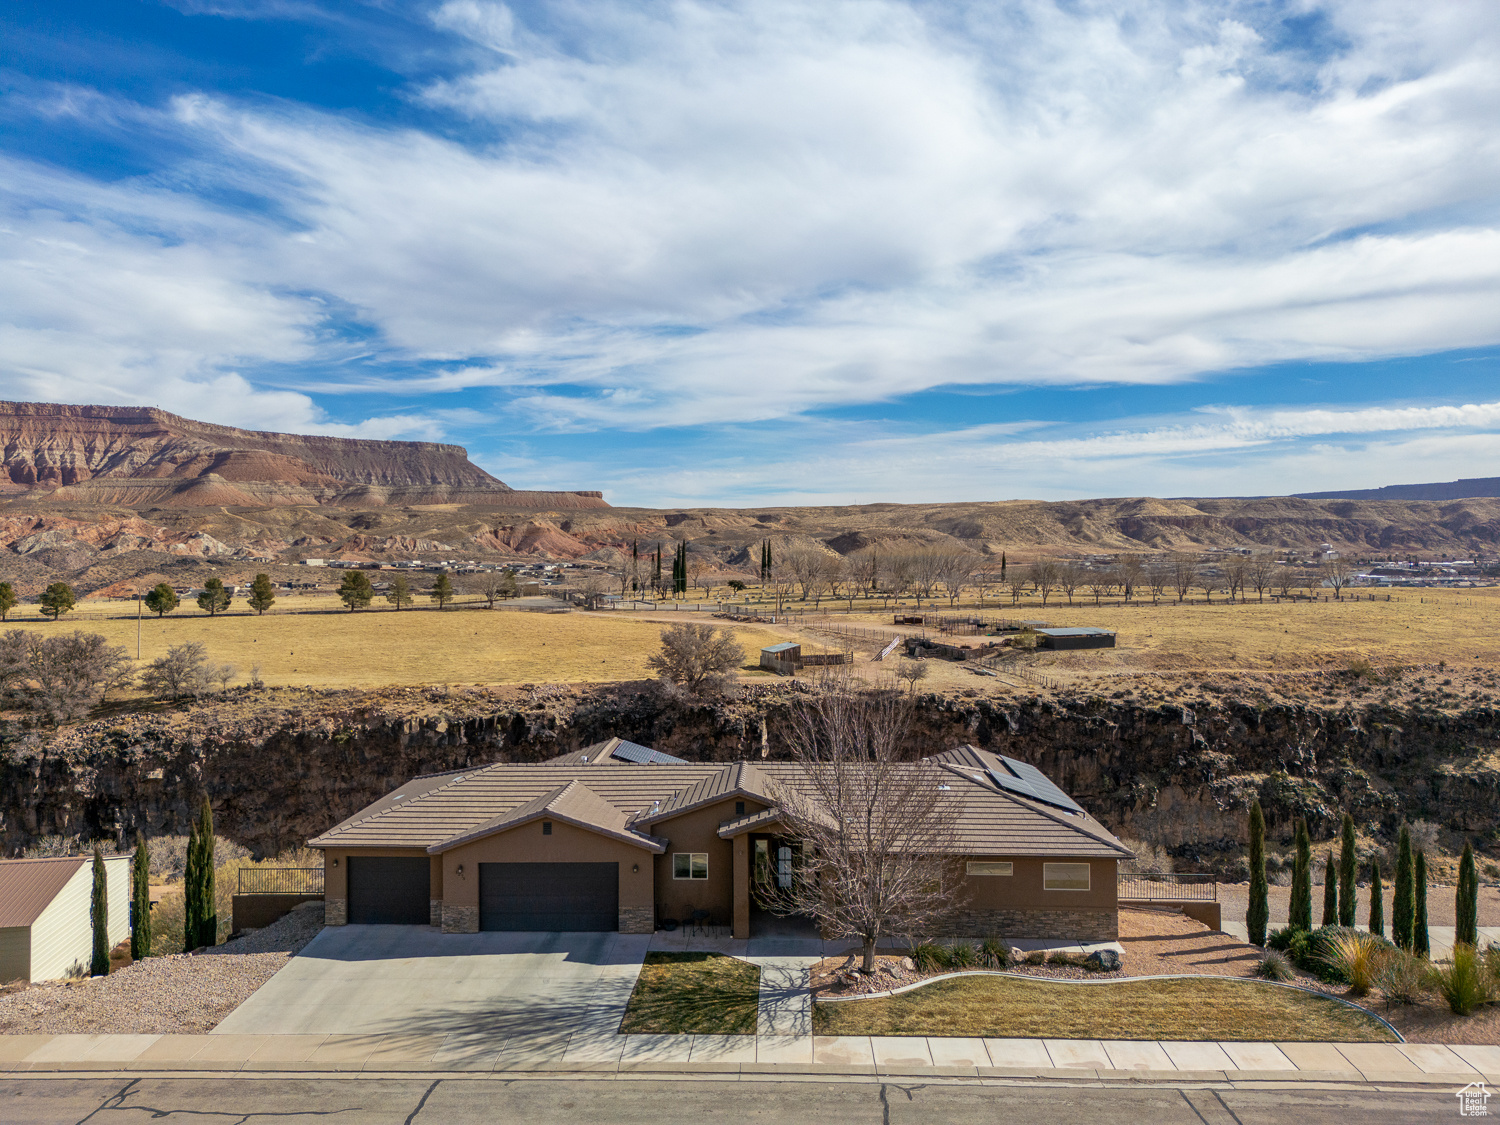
<box><xmin>213</xmin><ymin>927</ymin><xmax>651</xmax><ymax>1048</ymax></box>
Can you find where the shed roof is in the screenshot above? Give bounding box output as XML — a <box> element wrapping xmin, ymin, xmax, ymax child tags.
<box><xmin>0</xmin><ymin>856</ymin><xmax>86</xmax><ymax>928</ymax></box>
<box><xmin>761</xmin><ymin>642</ymin><xmax>801</xmax><ymax>654</ymax></box>
<box><xmin>1035</xmin><ymin>627</ymin><xmax>1115</xmax><ymax>637</ymax></box>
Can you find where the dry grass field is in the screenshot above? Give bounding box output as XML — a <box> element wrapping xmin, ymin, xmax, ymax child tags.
<box><xmin>2</xmin><ymin>585</ymin><xmax>1494</xmax><ymax>693</ymax></box>
<box><xmin>0</xmin><ymin>595</ymin><xmax>785</xmax><ymax>689</ymax></box>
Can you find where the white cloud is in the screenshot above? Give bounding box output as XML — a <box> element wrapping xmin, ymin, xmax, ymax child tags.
<box><xmin>1</xmin><ymin>0</ymin><xmax>1499</xmax><ymax>492</ymax></box>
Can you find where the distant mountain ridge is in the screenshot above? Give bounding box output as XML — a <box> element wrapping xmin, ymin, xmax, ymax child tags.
<box><xmin>0</xmin><ymin>400</ymin><xmax>507</xmax><ymax>490</ymax></box>
<box><xmin>1296</xmin><ymin>477</ymin><xmax>1500</xmax><ymax>502</ymax></box>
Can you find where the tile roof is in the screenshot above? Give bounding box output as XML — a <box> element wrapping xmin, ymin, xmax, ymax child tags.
<box><xmin>310</xmin><ymin>746</ymin><xmax>1128</xmax><ymax>859</ymax></box>
<box><xmin>428</xmin><ymin>780</ymin><xmax>667</xmax><ymax>854</ymax></box>
<box><xmin>0</xmin><ymin>856</ymin><xmax>87</xmax><ymax>928</ymax></box>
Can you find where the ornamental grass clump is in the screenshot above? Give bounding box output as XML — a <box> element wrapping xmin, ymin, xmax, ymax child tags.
<box><xmin>1436</xmin><ymin>943</ymin><xmax>1494</xmax><ymax>1017</ymax></box>
<box><xmin>912</xmin><ymin>942</ymin><xmax>947</xmax><ymax>973</ymax></box>
<box><xmin>1254</xmin><ymin>949</ymin><xmax>1295</xmax><ymax>983</ymax></box>
<box><xmin>1376</xmin><ymin>949</ymin><xmax>1432</xmax><ymax>1007</ymax></box>
<box><xmin>1323</xmin><ymin>931</ymin><xmax>1390</xmax><ymax>997</ymax></box>
<box><xmin>979</xmin><ymin>938</ymin><xmax>1009</xmax><ymax>969</ymax></box>
<box><xmin>949</xmin><ymin>941</ymin><xmax>977</xmax><ymax>969</ymax></box>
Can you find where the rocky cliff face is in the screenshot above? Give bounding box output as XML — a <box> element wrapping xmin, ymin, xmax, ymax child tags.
<box><xmin>0</xmin><ymin>401</ymin><xmax>508</xmax><ymax>490</ymax></box>
<box><xmin>4</xmin><ymin>684</ymin><xmax>1497</xmax><ymax>865</ymax></box>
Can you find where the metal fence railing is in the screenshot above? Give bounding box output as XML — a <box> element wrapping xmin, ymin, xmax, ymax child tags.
<box><xmin>237</xmin><ymin>867</ymin><xmax>325</xmax><ymax>895</ymax></box>
<box><xmin>1117</xmin><ymin>872</ymin><xmax>1217</xmax><ymax>902</ymax></box>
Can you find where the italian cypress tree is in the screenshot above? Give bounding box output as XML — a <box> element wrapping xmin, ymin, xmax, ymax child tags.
<box><xmin>1338</xmin><ymin>812</ymin><xmax>1357</xmax><ymax>927</ymax></box>
<box><xmin>1289</xmin><ymin>818</ymin><xmax>1312</xmax><ymax>931</ymax></box>
<box><xmin>1247</xmin><ymin>801</ymin><xmax>1269</xmax><ymax>946</ymax></box>
<box><xmin>1000</xmin><ymin>552</ymin><xmax>1007</xmax><ymax>581</ymax></box>
<box><xmin>1322</xmin><ymin>851</ymin><xmax>1338</xmax><ymax>926</ymax></box>
<box><xmin>183</xmin><ymin>809</ymin><xmax>203</xmax><ymax>950</ymax></box>
<box><xmin>1414</xmin><ymin>851</ymin><xmax>1431</xmax><ymax>958</ymax></box>
<box><xmin>90</xmin><ymin>846</ymin><xmax>110</xmax><ymax>977</ymax></box>
<box><xmin>1457</xmin><ymin>840</ymin><xmax>1479</xmax><ymax>947</ymax></box>
<box><xmin>131</xmin><ymin>833</ymin><xmax>152</xmax><ymax>961</ymax></box>
<box><xmin>1393</xmin><ymin>824</ymin><xmax>1415</xmax><ymax>950</ymax></box>
<box><xmin>1368</xmin><ymin>858</ymin><xmax>1384</xmax><ymax>938</ymax></box>
<box><xmin>197</xmin><ymin>797</ymin><xmax>217</xmax><ymax>949</ymax></box>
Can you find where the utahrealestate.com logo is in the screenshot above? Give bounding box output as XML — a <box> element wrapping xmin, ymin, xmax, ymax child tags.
<box><xmin>1458</xmin><ymin>1082</ymin><xmax>1492</xmax><ymax>1117</ymax></box>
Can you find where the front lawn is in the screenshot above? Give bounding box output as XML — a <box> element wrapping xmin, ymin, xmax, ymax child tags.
<box><xmin>812</xmin><ymin>975</ymin><xmax>1396</xmax><ymax>1042</ymax></box>
<box><xmin>620</xmin><ymin>952</ymin><xmax>761</xmax><ymax>1035</ymax></box>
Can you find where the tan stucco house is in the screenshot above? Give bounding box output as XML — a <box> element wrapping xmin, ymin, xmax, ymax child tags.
<box><xmin>310</xmin><ymin>738</ymin><xmax>1130</xmax><ymax>941</ymax></box>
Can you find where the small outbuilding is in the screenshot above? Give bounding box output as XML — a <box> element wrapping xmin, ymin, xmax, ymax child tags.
<box><xmin>0</xmin><ymin>854</ymin><xmax>132</xmax><ymax>983</ymax></box>
<box><xmin>760</xmin><ymin>642</ymin><xmax>802</xmax><ymax>674</ymax></box>
<box><xmin>1035</xmin><ymin>627</ymin><xmax>1116</xmax><ymax>650</ymax></box>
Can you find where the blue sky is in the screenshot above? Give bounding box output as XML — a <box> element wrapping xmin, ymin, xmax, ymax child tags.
<box><xmin>3</xmin><ymin>0</ymin><xmax>1499</xmax><ymax>506</ymax></box>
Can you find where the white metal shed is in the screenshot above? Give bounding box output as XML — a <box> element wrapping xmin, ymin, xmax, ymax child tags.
<box><xmin>0</xmin><ymin>854</ymin><xmax>133</xmax><ymax>983</ymax></box>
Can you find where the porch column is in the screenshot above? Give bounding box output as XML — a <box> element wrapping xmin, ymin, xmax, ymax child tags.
<box><xmin>733</xmin><ymin>834</ymin><xmax>750</xmax><ymax>940</ymax></box>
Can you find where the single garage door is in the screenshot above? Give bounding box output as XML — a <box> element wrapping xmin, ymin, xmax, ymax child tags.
<box><xmin>347</xmin><ymin>857</ymin><xmax>430</xmax><ymax>925</ymax></box>
<box><xmin>479</xmin><ymin>862</ymin><xmax>618</xmax><ymax>931</ymax></box>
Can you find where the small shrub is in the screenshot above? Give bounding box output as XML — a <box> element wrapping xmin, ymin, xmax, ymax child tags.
<box><xmin>912</xmin><ymin>942</ymin><xmax>947</xmax><ymax>973</ymax></box>
<box><xmin>1323</xmin><ymin>931</ymin><xmax>1390</xmax><ymax>996</ymax></box>
<box><xmin>1436</xmin><ymin>944</ymin><xmax>1495</xmax><ymax>1016</ymax></box>
<box><xmin>979</xmin><ymin>938</ymin><xmax>1009</xmax><ymax>969</ymax></box>
<box><xmin>1023</xmin><ymin>949</ymin><xmax>1046</xmax><ymax>965</ymax></box>
<box><xmin>1255</xmin><ymin>949</ymin><xmax>1295</xmax><ymax>982</ymax></box>
<box><xmin>1266</xmin><ymin>925</ymin><xmax>1300</xmax><ymax>953</ymax></box>
<box><xmin>949</xmin><ymin>941</ymin><xmax>976</xmax><ymax>968</ymax></box>
<box><xmin>1377</xmin><ymin>950</ymin><xmax>1432</xmax><ymax>1006</ymax></box>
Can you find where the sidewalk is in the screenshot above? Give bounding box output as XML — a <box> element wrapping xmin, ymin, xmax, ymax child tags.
<box><xmin>3</xmin><ymin>1031</ymin><xmax>1498</xmax><ymax>1085</ymax></box>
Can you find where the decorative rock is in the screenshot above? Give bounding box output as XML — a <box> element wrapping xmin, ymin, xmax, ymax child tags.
<box><xmin>839</xmin><ymin>953</ymin><xmax>857</xmax><ymax>972</ymax></box>
<box><xmin>1085</xmin><ymin>949</ymin><xmax>1122</xmax><ymax>972</ymax></box>
<box><xmin>1008</xmin><ymin>947</ymin><xmax>1027</xmax><ymax>965</ymax></box>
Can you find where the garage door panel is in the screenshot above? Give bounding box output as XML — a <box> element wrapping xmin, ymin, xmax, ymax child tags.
<box><xmin>479</xmin><ymin>862</ymin><xmax>618</xmax><ymax>931</ymax></box>
<box><xmin>348</xmin><ymin>857</ymin><xmax>430</xmax><ymax>925</ymax></box>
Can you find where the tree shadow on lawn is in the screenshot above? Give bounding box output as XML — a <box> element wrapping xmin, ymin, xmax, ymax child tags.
<box><xmin>619</xmin><ymin>952</ymin><xmax>761</xmax><ymax>1036</ymax></box>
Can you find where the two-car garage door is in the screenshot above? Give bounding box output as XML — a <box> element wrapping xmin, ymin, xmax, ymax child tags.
<box><xmin>345</xmin><ymin>857</ymin><xmax>619</xmax><ymax>931</ymax></box>
<box><xmin>479</xmin><ymin>862</ymin><xmax>618</xmax><ymax>931</ymax></box>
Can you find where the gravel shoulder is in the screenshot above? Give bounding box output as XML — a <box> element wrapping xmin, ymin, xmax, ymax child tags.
<box><xmin>0</xmin><ymin>902</ymin><xmax>324</xmax><ymax>1035</ymax></box>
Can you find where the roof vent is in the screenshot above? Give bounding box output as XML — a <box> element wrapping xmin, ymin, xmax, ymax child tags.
<box><xmin>581</xmin><ymin>755</ymin><xmax>588</xmax><ymax>763</ymax></box>
<box><xmin>393</xmin><ymin>795</ymin><xmax>405</xmax><ymax>801</ymax></box>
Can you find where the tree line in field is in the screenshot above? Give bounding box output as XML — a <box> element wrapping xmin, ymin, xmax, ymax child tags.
<box><xmin>0</xmin><ymin>566</ymin><xmax>526</xmax><ymax>624</ymax></box>
<box><xmin>606</xmin><ymin>538</ymin><xmax>1360</xmax><ymax>610</ymax></box>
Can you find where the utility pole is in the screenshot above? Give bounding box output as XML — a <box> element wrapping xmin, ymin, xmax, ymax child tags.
<box><xmin>136</xmin><ymin>593</ymin><xmax>142</xmax><ymax>660</ymax></box>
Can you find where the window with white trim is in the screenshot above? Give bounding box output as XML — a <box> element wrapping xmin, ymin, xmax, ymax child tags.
<box><xmin>966</xmin><ymin>861</ymin><xmax>1013</xmax><ymax>876</ymax></box>
<box><xmin>1043</xmin><ymin>862</ymin><xmax>1091</xmax><ymax>891</ymax></box>
<box><xmin>673</xmin><ymin>853</ymin><xmax>708</xmax><ymax>880</ymax></box>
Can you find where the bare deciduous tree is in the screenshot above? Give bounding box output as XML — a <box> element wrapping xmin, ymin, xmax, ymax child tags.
<box><xmin>1145</xmin><ymin>556</ymin><xmax>1171</xmax><ymax>603</ymax></box>
<box><xmin>1117</xmin><ymin>554</ymin><xmax>1145</xmax><ymax>603</ymax></box>
<box><xmin>1247</xmin><ymin>552</ymin><xmax>1278</xmax><ymax>602</ymax></box>
<box><xmin>758</xmin><ymin>686</ymin><xmax>964</xmax><ymax>972</ymax></box>
<box><xmin>1086</xmin><ymin>567</ymin><xmax>1119</xmax><ymax>605</ymax></box>
<box><xmin>645</xmin><ymin>623</ymin><xmax>745</xmax><ymax>694</ymax></box>
<box><xmin>1057</xmin><ymin>560</ymin><xmax>1086</xmax><ymax>606</ymax></box>
<box><xmin>1224</xmin><ymin>555</ymin><xmax>1250</xmax><ymax>603</ymax></box>
<box><xmin>0</xmin><ymin>630</ymin><xmax>133</xmax><ymax>724</ymax></box>
<box><xmin>847</xmin><ymin>547</ymin><xmax>880</xmax><ymax>600</ymax></box>
<box><xmin>1170</xmin><ymin>553</ymin><xmax>1197</xmax><ymax>602</ymax></box>
<box><xmin>895</xmin><ymin>657</ymin><xmax>929</xmax><ymax>693</ymax></box>
<box><xmin>1321</xmin><ymin>555</ymin><xmax>1354</xmax><ymax>599</ymax></box>
<box><xmin>1026</xmin><ymin>559</ymin><xmax>1060</xmax><ymax>607</ymax></box>
<box><xmin>138</xmin><ymin>641</ymin><xmax>213</xmax><ymax>701</ymax></box>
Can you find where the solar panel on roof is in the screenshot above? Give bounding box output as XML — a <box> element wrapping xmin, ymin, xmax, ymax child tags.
<box><xmin>610</xmin><ymin>741</ymin><xmax>688</xmax><ymax>765</ymax></box>
<box><xmin>985</xmin><ymin>755</ymin><xmax>1086</xmax><ymax>815</ymax></box>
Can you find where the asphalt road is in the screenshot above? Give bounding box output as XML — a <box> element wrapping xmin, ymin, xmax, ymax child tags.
<box><xmin>0</xmin><ymin>1076</ymin><xmax>1458</xmax><ymax>1124</ymax></box>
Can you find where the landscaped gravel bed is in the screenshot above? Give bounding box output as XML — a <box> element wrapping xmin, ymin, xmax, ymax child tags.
<box><xmin>0</xmin><ymin>902</ymin><xmax>324</xmax><ymax>1035</ymax></box>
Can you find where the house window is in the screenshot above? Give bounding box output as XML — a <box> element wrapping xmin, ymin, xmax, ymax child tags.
<box><xmin>542</xmin><ymin>821</ymin><xmax>552</xmax><ymax>836</ymax></box>
<box><xmin>673</xmin><ymin>853</ymin><xmax>708</xmax><ymax>880</ymax></box>
<box><xmin>1043</xmin><ymin>862</ymin><xmax>1091</xmax><ymax>891</ymax></box>
<box><xmin>735</xmin><ymin>801</ymin><xmax>746</xmax><ymax>816</ymax></box>
<box><xmin>967</xmin><ymin>861</ymin><xmax>1013</xmax><ymax>876</ymax></box>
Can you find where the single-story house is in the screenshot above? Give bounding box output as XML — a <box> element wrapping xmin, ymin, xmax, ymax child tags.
<box><xmin>310</xmin><ymin>740</ymin><xmax>1130</xmax><ymax>942</ymax></box>
<box><xmin>0</xmin><ymin>854</ymin><xmax>132</xmax><ymax>983</ymax></box>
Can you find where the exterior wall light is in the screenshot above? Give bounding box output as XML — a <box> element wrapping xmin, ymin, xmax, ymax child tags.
<box><xmin>456</xmin><ymin>864</ymin><xmax>464</xmax><ymax>876</ymax></box>
<box><xmin>632</xmin><ymin>864</ymin><xmax>639</xmax><ymax>873</ymax></box>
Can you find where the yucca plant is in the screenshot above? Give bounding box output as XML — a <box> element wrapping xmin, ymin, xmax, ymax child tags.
<box><xmin>979</xmin><ymin>938</ymin><xmax>1009</xmax><ymax>969</ymax></box>
<box><xmin>949</xmin><ymin>941</ymin><xmax>976</xmax><ymax>969</ymax></box>
<box><xmin>911</xmin><ymin>942</ymin><xmax>947</xmax><ymax>973</ymax></box>
<box><xmin>1254</xmin><ymin>949</ymin><xmax>1294</xmax><ymax>982</ymax></box>
<box><xmin>1323</xmin><ymin>931</ymin><xmax>1389</xmax><ymax>997</ymax></box>
<box><xmin>1436</xmin><ymin>943</ymin><xmax>1494</xmax><ymax>1016</ymax></box>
